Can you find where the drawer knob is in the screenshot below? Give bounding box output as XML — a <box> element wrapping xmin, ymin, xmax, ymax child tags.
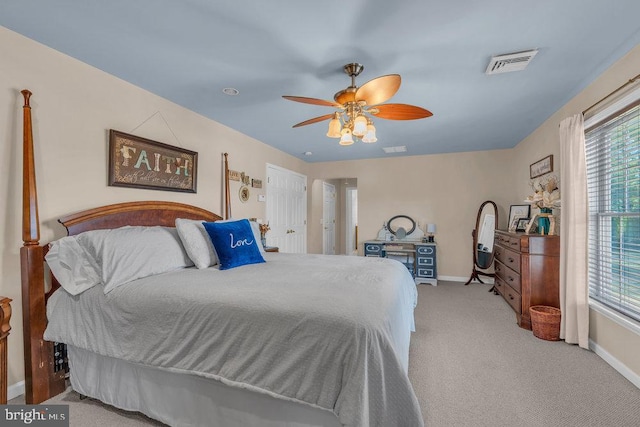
<box><xmin>508</xmin><ymin>257</ymin><xmax>514</xmax><ymax>263</ymax></box>
<box><xmin>509</xmin><ymin>294</ymin><xmax>514</xmax><ymax>300</ymax></box>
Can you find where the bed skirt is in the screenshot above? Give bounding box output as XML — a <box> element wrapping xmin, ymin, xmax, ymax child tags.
<box><xmin>68</xmin><ymin>346</ymin><xmax>341</xmax><ymax>427</ymax></box>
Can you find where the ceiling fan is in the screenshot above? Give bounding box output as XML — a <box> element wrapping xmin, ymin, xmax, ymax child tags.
<box><xmin>283</xmin><ymin>63</ymin><xmax>433</xmax><ymax>145</ymax></box>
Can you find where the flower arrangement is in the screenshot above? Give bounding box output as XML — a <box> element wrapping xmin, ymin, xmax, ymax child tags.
<box><xmin>525</xmin><ymin>174</ymin><xmax>561</xmax><ymax>210</ymax></box>
<box><xmin>259</xmin><ymin>222</ymin><xmax>270</xmax><ymax>238</ymax></box>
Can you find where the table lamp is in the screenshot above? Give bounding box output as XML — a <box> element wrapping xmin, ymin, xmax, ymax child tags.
<box><xmin>427</xmin><ymin>224</ymin><xmax>436</xmax><ymax>242</ymax></box>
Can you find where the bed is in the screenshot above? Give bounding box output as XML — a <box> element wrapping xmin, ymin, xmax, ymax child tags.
<box><xmin>18</xmin><ymin>90</ymin><xmax>424</xmax><ymax>427</ymax></box>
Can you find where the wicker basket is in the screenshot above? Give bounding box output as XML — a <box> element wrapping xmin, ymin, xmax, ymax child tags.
<box><xmin>529</xmin><ymin>305</ymin><xmax>561</xmax><ymax>341</ymax></box>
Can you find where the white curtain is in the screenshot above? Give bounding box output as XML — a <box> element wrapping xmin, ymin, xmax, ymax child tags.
<box><xmin>558</xmin><ymin>114</ymin><xmax>589</xmax><ymax>349</ymax></box>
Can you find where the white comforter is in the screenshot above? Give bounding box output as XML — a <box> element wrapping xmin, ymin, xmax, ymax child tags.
<box><xmin>45</xmin><ymin>253</ymin><xmax>423</xmax><ymax>427</ymax></box>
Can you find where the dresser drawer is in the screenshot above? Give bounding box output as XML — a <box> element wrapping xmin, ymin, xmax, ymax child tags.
<box><xmin>502</xmin><ymin>282</ymin><xmax>522</xmax><ymax>315</ymax></box>
<box><xmin>493</xmin><ymin>276</ymin><xmax>506</xmax><ymax>296</ymax></box>
<box><xmin>494</xmin><ymin>261</ymin><xmax>521</xmax><ymax>293</ymax></box>
<box><xmin>496</xmin><ymin>233</ymin><xmax>521</xmax><ymax>252</ymax></box>
<box><xmin>494</xmin><ymin>246</ymin><xmax>521</xmax><ymax>273</ymax></box>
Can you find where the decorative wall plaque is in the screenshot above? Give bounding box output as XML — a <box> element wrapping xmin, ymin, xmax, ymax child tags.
<box><xmin>108</xmin><ymin>130</ymin><xmax>197</xmax><ymax>193</ymax></box>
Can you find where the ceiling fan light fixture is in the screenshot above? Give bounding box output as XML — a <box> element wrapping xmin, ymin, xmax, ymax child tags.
<box><xmin>352</xmin><ymin>114</ymin><xmax>368</xmax><ymax>137</ymax></box>
<box><xmin>339</xmin><ymin>128</ymin><xmax>354</xmax><ymax>146</ymax></box>
<box><xmin>283</xmin><ymin>62</ymin><xmax>432</xmax><ymax>147</ymax></box>
<box><xmin>362</xmin><ymin>122</ymin><xmax>377</xmax><ymax>143</ymax></box>
<box><xmin>326</xmin><ymin>113</ymin><xmax>342</xmax><ymax>138</ymax></box>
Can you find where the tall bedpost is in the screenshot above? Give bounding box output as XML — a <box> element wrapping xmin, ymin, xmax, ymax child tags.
<box><xmin>19</xmin><ymin>90</ymin><xmax>66</xmax><ymax>404</ymax></box>
<box><xmin>21</xmin><ymin>90</ymin><xmax>39</xmax><ymax>245</ymax></box>
<box><xmin>224</xmin><ymin>152</ymin><xmax>231</xmax><ymax>219</ymax></box>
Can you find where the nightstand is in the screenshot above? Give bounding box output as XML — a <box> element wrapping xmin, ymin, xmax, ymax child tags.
<box><xmin>264</xmin><ymin>246</ymin><xmax>279</xmax><ymax>253</ymax></box>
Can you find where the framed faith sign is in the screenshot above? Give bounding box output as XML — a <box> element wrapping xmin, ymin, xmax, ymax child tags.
<box><xmin>108</xmin><ymin>129</ymin><xmax>197</xmax><ymax>193</ymax></box>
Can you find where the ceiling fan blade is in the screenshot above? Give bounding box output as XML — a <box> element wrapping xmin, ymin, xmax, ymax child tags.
<box><xmin>292</xmin><ymin>113</ymin><xmax>335</xmax><ymax>128</ymax></box>
<box><xmin>370</xmin><ymin>103</ymin><xmax>433</xmax><ymax>120</ymax></box>
<box><xmin>282</xmin><ymin>96</ymin><xmax>342</xmax><ymax>108</ymax></box>
<box><xmin>355</xmin><ymin>74</ymin><xmax>401</xmax><ymax>106</ymax></box>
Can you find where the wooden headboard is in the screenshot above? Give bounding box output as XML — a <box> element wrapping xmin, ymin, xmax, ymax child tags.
<box><xmin>19</xmin><ymin>90</ymin><xmax>223</xmax><ymax>403</ymax></box>
<box><xmin>59</xmin><ymin>201</ymin><xmax>221</xmax><ymax>236</ymax></box>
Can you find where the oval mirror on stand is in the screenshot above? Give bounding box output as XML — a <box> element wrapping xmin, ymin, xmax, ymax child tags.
<box><xmin>464</xmin><ymin>201</ymin><xmax>498</xmax><ymax>287</ymax></box>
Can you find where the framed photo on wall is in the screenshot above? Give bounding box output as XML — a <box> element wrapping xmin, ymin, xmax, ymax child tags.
<box><xmin>530</xmin><ymin>155</ymin><xmax>553</xmax><ymax>179</ymax></box>
<box><xmin>108</xmin><ymin>130</ymin><xmax>198</xmax><ymax>193</ymax></box>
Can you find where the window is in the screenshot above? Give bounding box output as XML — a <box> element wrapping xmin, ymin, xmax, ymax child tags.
<box><xmin>585</xmin><ymin>92</ymin><xmax>640</xmax><ymax>322</ymax></box>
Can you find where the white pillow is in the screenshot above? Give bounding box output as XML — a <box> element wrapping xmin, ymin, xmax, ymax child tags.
<box><xmin>45</xmin><ymin>236</ymin><xmax>101</xmax><ymax>295</ymax></box>
<box><xmin>176</xmin><ymin>218</ymin><xmax>265</xmax><ymax>268</ymax></box>
<box><xmin>47</xmin><ymin>226</ymin><xmax>194</xmax><ymax>294</ymax></box>
<box><xmin>175</xmin><ymin>218</ymin><xmax>219</xmax><ymax>269</ymax></box>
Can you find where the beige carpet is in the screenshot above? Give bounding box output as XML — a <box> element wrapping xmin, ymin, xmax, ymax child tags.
<box><xmin>10</xmin><ymin>281</ymin><xmax>640</xmax><ymax>426</ymax></box>
<box><xmin>410</xmin><ymin>281</ymin><xmax>640</xmax><ymax>426</ymax></box>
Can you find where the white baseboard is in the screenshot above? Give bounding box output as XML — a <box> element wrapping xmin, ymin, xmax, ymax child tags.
<box><xmin>7</xmin><ymin>381</ymin><xmax>25</xmax><ymax>401</ymax></box>
<box><xmin>589</xmin><ymin>339</ymin><xmax>640</xmax><ymax>389</ymax></box>
<box><xmin>438</xmin><ymin>275</ymin><xmax>495</xmax><ymax>284</ymax></box>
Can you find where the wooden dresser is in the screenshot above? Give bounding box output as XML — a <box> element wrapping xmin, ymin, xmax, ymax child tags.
<box><xmin>493</xmin><ymin>230</ymin><xmax>559</xmax><ymax>329</ymax></box>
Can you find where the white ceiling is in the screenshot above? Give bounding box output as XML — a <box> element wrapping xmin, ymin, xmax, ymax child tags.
<box><xmin>2</xmin><ymin>1</ymin><xmax>640</xmax><ymax>163</ymax></box>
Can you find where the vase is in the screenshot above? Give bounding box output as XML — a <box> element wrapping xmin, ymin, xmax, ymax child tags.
<box><xmin>538</xmin><ymin>207</ymin><xmax>552</xmax><ymax>234</ymax></box>
<box><xmin>261</xmin><ymin>237</ymin><xmax>267</xmax><ymax>248</ymax></box>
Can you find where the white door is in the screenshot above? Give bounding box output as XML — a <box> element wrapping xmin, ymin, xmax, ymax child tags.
<box><xmin>266</xmin><ymin>164</ymin><xmax>307</xmax><ymax>253</ymax></box>
<box><xmin>322</xmin><ymin>182</ymin><xmax>336</xmax><ymax>255</ymax></box>
<box><xmin>345</xmin><ymin>187</ymin><xmax>358</xmax><ymax>255</ymax></box>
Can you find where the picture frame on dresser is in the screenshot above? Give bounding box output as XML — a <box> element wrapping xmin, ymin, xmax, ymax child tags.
<box><xmin>508</xmin><ymin>205</ymin><xmax>531</xmax><ymax>231</ymax></box>
<box><xmin>515</xmin><ymin>218</ymin><xmax>530</xmax><ymax>232</ymax></box>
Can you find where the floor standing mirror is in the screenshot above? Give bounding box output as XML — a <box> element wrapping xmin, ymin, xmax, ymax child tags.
<box><xmin>465</xmin><ymin>200</ymin><xmax>498</xmax><ymax>287</ymax></box>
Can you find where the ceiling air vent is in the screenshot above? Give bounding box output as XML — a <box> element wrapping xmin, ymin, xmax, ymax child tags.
<box><xmin>382</xmin><ymin>146</ymin><xmax>407</xmax><ymax>154</ymax></box>
<box><xmin>485</xmin><ymin>49</ymin><xmax>538</xmax><ymax>75</ymax></box>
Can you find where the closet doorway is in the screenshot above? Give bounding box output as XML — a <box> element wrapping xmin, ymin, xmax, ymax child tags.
<box><xmin>266</xmin><ymin>164</ymin><xmax>307</xmax><ymax>253</ymax></box>
<box><xmin>311</xmin><ymin>178</ymin><xmax>357</xmax><ymax>255</ymax></box>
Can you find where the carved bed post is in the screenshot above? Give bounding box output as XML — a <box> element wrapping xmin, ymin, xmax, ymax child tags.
<box><xmin>19</xmin><ymin>90</ymin><xmax>66</xmax><ymax>404</ymax></box>
<box><xmin>224</xmin><ymin>152</ymin><xmax>231</xmax><ymax>219</ymax></box>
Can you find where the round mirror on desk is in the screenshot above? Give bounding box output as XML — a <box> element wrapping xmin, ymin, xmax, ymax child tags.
<box><xmin>465</xmin><ymin>201</ymin><xmax>498</xmax><ymax>286</ymax></box>
<box><xmin>386</xmin><ymin>215</ymin><xmax>416</xmax><ymax>240</ymax></box>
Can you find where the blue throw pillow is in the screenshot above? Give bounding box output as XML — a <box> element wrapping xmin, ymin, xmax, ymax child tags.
<box><xmin>202</xmin><ymin>219</ymin><xmax>265</xmax><ymax>270</ymax></box>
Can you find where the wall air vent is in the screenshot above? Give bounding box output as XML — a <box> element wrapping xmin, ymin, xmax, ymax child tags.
<box><xmin>485</xmin><ymin>49</ymin><xmax>538</xmax><ymax>75</ymax></box>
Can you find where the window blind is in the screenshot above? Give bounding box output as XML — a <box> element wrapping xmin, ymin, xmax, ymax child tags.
<box><xmin>585</xmin><ymin>99</ymin><xmax>640</xmax><ymax>322</ymax></box>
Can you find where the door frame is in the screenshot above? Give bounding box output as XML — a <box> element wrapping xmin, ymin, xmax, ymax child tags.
<box><xmin>345</xmin><ymin>186</ymin><xmax>358</xmax><ymax>255</ymax></box>
<box><xmin>322</xmin><ymin>181</ymin><xmax>336</xmax><ymax>255</ymax></box>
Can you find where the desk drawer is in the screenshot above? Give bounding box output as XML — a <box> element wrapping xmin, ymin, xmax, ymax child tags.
<box><xmin>417</xmin><ymin>257</ymin><xmax>434</xmax><ymax>267</ymax></box>
<box><xmin>416</xmin><ymin>268</ymin><xmax>436</xmax><ymax>278</ymax></box>
<box><xmin>494</xmin><ymin>246</ymin><xmax>521</xmax><ymax>273</ymax></box>
<box><xmin>494</xmin><ymin>261</ymin><xmax>521</xmax><ymax>293</ymax></box>
<box><xmin>416</xmin><ymin>245</ymin><xmax>435</xmax><ymax>256</ymax></box>
<box><xmin>364</xmin><ymin>243</ymin><xmax>384</xmax><ymax>256</ymax></box>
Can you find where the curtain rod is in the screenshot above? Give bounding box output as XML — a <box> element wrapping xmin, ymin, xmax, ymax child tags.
<box><xmin>582</xmin><ymin>72</ymin><xmax>640</xmax><ymax>115</ymax></box>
